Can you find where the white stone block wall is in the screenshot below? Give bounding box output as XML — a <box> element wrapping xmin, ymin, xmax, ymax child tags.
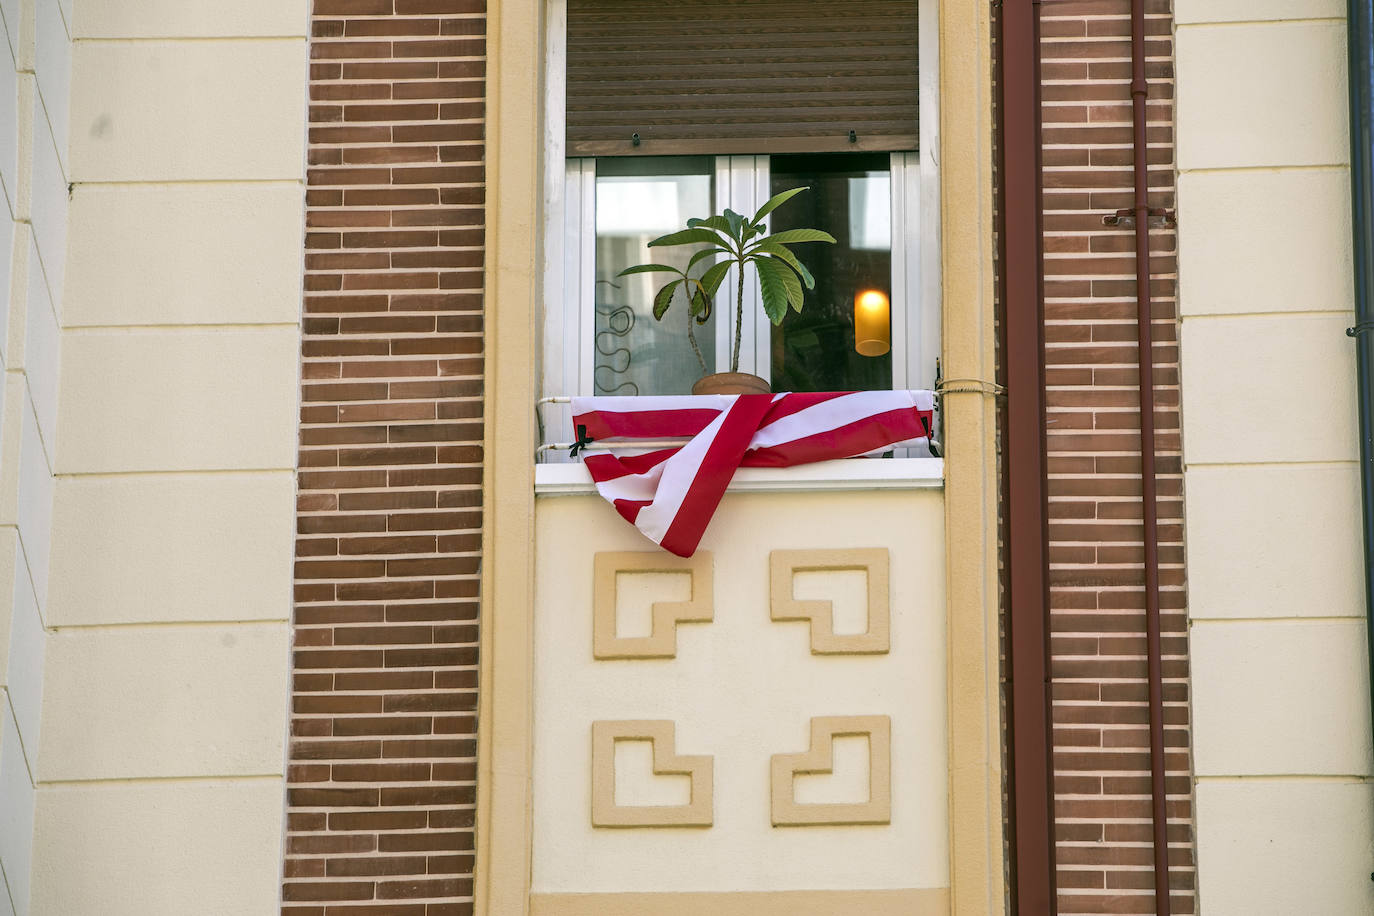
<box><xmin>0</xmin><ymin>1</ymin><xmax>308</xmax><ymax>912</ymax></box>
<box><xmin>1176</xmin><ymin>1</ymin><xmax>1374</xmax><ymax>912</ymax></box>
<box><xmin>0</xmin><ymin>2</ymin><xmax>60</xmax><ymax>909</ymax></box>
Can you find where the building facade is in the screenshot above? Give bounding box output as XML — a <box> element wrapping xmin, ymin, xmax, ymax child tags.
<box><xmin>0</xmin><ymin>0</ymin><xmax>1367</xmax><ymax>914</ymax></box>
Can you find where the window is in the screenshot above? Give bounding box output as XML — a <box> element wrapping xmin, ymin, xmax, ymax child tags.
<box><xmin>566</xmin><ymin>151</ymin><xmax>928</xmax><ymax>397</ymax></box>
<box><xmin>585</xmin><ymin>156</ymin><xmax>717</xmax><ymax>397</ymax></box>
<box><xmin>541</xmin><ymin>0</ymin><xmax>940</xmax><ymax>429</ymax></box>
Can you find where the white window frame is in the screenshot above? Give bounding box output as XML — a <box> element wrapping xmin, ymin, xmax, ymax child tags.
<box><xmin>540</xmin><ymin>0</ymin><xmax>941</xmax><ymax>447</ymax></box>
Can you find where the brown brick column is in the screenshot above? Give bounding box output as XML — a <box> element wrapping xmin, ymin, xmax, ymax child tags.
<box><xmin>1037</xmin><ymin>0</ymin><xmax>1196</xmax><ymax>912</ymax></box>
<box><xmin>283</xmin><ymin>1</ymin><xmax>485</xmax><ymax>912</ymax></box>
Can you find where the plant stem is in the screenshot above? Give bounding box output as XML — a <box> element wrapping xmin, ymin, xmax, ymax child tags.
<box><xmin>686</xmin><ymin>289</ymin><xmax>707</xmax><ymax>374</ymax></box>
<box><xmin>732</xmin><ymin>260</ymin><xmax>745</xmax><ymax>373</ymax></box>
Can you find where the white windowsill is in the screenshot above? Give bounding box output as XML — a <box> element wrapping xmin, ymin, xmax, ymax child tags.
<box><xmin>534</xmin><ymin>457</ymin><xmax>944</xmax><ymax>496</ymax></box>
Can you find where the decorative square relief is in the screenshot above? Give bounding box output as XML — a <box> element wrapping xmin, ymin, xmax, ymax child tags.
<box><xmin>770</xmin><ymin>548</ymin><xmax>890</xmax><ymax>654</ymax></box>
<box><xmin>771</xmin><ymin>716</ymin><xmax>892</xmax><ymax>826</ymax></box>
<box><xmin>593</xmin><ymin>551</ymin><xmax>713</xmax><ymax>659</ymax></box>
<box><xmin>591</xmin><ymin>720</ymin><xmax>713</xmax><ymax>828</ymax></box>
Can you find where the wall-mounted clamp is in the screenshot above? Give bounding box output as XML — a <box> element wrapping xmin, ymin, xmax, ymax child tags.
<box><xmin>1103</xmin><ymin>207</ymin><xmax>1176</xmax><ymax>229</ymax></box>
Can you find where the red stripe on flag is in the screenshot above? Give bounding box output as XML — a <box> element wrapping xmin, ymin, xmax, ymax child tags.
<box><xmin>743</xmin><ymin>407</ymin><xmax>932</xmax><ymax>467</ymax></box>
<box><xmin>612</xmin><ymin>498</ymin><xmax>652</xmax><ymax>525</ymax></box>
<box><xmin>573</xmin><ymin>408</ymin><xmax>724</xmax><ymax>440</ymax></box>
<box><xmin>584</xmin><ymin>447</ymin><xmax>680</xmax><ymax>482</ymax></box>
<box><xmin>659</xmin><ymin>394</ymin><xmax>774</xmax><ymax>557</ymax></box>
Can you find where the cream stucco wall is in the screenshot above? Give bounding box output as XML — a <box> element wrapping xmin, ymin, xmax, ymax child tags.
<box><xmin>531</xmin><ymin>486</ymin><xmax>949</xmax><ymax>903</ymax></box>
<box><xmin>1176</xmin><ymin>3</ymin><xmax>1374</xmax><ymax>912</ymax></box>
<box><xmin>0</xmin><ymin>1</ymin><xmax>307</xmax><ymax>913</ymax></box>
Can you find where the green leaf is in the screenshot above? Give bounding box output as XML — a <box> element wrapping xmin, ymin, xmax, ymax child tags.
<box><xmin>649</xmin><ymin>227</ymin><xmax>722</xmax><ymax>248</ymax></box>
<box><xmin>689</xmin><ymin>285</ymin><xmax>712</xmax><ymax>323</ymax></box>
<box><xmin>760</xmin><ymin>228</ymin><xmax>837</xmax><ymax>246</ymax></box>
<box><xmin>750</xmin><ymin>186</ymin><xmax>808</xmax><ymax>226</ymax></box>
<box><xmin>617</xmin><ymin>263</ymin><xmax>681</xmax><ymax>277</ymax></box>
<box><xmin>771</xmin><ymin>257</ymin><xmax>805</xmax><ymax>313</ymax></box>
<box><xmin>687</xmin><ymin>215</ymin><xmax>731</xmax><ymax>233</ymax></box>
<box><xmin>699</xmin><ymin>260</ymin><xmax>732</xmax><ymax>296</ymax></box>
<box><xmin>751</xmin><ymin>241</ymin><xmax>815</xmax><ymax>289</ymax></box>
<box><xmin>723</xmin><ymin>209</ymin><xmax>746</xmax><ymax>240</ymax></box>
<box><xmin>687</xmin><ymin>248</ymin><xmax>719</xmax><ymax>272</ymax></box>
<box><xmin>652</xmin><ymin>279</ymin><xmax>681</xmax><ymax>320</ymax></box>
<box><xmin>754</xmin><ymin>257</ymin><xmax>790</xmax><ymax>325</ymax></box>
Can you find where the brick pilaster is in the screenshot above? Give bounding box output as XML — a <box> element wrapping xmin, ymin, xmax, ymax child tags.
<box><xmin>1037</xmin><ymin>1</ymin><xmax>1197</xmax><ymax>912</ymax></box>
<box><xmin>284</xmin><ymin>1</ymin><xmax>486</xmax><ymax>912</ymax></box>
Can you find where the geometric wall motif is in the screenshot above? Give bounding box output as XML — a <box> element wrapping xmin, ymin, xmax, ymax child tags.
<box><xmin>593</xmin><ymin>551</ymin><xmax>714</xmax><ymax>659</ymax></box>
<box><xmin>771</xmin><ymin>715</ymin><xmax>892</xmax><ymax>826</ymax></box>
<box><xmin>591</xmin><ymin>720</ymin><xmax>714</xmax><ymax>827</ymax></box>
<box><xmin>769</xmin><ymin>548</ymin><xmax>890</xmax><ymax>654</ymax></box>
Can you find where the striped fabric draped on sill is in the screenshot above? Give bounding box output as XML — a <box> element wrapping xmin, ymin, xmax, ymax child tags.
<box><xmin>570</xmin><ymin>390</ymin><xmax>936</xmax><ymax>557</ymax></box>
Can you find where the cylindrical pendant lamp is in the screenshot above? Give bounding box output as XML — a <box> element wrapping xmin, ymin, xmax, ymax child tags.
<box><xmin>854</xmin><ymin>288</ymin><xmax>891</xmax><ymax>357</ymax></box>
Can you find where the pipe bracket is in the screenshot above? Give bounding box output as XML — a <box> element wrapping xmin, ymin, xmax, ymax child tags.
<box><xmin>1103</xmin><ymin>207</ymin><xmax>1176</xmax><ymax>228</ymax></box>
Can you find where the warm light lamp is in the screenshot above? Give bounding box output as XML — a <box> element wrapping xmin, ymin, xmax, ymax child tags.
<box><xmin>854</xmin><ymin>288</ymin><xmax>891</xmax><ymax>357</ymax></box>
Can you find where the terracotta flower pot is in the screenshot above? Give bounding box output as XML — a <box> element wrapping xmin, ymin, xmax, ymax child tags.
<box><xmin>691</xmin><ymin>372</ymin><xmax>772</xmax><ymax>396</ymax></box>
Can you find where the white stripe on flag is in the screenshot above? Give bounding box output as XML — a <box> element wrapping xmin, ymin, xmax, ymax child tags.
<box><xmin>751</xmin><ymin>390</ymin><xmax>926</xmax><ymax>450</ymax></box>
<box><xmin>590</xmin><ymin>457</ymin><xmax>671</xmax><ymax>505</ymax></box>
<box><xmin>630</xmin><ymin>406</ymin><xmax>731</xmax><ymax>543</ymax></box>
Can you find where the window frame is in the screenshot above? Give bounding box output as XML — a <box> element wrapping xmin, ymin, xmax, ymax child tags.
<box><xmin>541</xmin><ymin>0</ymin><xmax>941</xmax><ymax>445</ymax></box>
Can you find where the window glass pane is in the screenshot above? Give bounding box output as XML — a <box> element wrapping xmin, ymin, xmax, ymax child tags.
<box><xmin>768</xmin><ymin>153</ymin><xmax>893</xmax><ymax>392</ymax></box>
<box><xmin>594</xmin><ymin>157</ymin><xmax>715</xmax><ymax>396</ymax></box>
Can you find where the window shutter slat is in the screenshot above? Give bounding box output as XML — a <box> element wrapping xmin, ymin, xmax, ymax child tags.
<box><xmin>565</xmin><ymin>0</ymin><xmax>918</xmax><ymax>156</ymax></box>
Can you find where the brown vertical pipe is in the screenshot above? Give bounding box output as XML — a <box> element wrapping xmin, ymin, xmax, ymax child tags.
<box><xmin>1128</xmin><ymin>0</ymin><xmax>1173</xmax><ymax>912</ymax></box>
<box><xmin>999</xmin><ymin>0</ymin><xmax>1057</xmax><ymax>912</ymax></box>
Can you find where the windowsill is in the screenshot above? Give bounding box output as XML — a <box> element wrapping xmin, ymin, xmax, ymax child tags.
<box><xmin>534</xmin><ymin>457</ymin><xmax>944</xmax><ymax>496</ymax></box>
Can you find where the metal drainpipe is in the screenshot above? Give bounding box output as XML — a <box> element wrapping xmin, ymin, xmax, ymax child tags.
<box><xmin>1125</xmin><ymin>0</ymin><xmax>1173</xmax><ymax>911</ymax></box>
<box><xmin>1346</xmin><ymin>0</ymin><xmax>1374</xmax><ymax>887</ymax></box>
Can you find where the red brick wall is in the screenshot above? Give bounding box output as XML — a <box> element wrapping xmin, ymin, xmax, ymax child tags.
<box><xmin>283</xmin><ymin>0</ymin><xmax>485</xmax><ymax>912</ymax></box>
<box><xmin>1038</xmin><ymin>1</ymin><xmax>1196</xmax><ymax>912</ymax></box>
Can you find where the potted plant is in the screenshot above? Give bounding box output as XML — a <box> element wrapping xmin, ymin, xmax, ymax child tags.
<box><xmin>617</xmin><ymin>187</ymin><xmax>836</xmax><ymax>395</ymax></box>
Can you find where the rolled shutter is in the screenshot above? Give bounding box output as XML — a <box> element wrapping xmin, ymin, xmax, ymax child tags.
<box><xmin>566</xmin><ymin>0</ymin><xmax>918</xmax><ymax>156</ymax></box>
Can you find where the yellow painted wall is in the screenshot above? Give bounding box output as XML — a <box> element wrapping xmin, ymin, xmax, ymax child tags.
<box><xmin>0</xmin><ymin>1</ymin><xmax>308</xmax><ymax>912</ymax></box>
<box><xmin>477</xmin><ymin>0</ymin><xmax>1003</xmax><ymax>911</ymax></box>
<box><xmin>1176</xmin><ymin>2</ymin><xmax>1374</xmax><ymax>912</ymax></box>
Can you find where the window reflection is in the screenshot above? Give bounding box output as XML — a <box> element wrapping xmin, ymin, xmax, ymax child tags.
<box><xmin>849</xmin><ymin>175</ymin><xmax>892</xmax><ymax>252</ymax></box>
<box><xmin>594</xmin><ymin>157</ymin><xmax>715</xmax><ymax>396</ymax></box>
<box><xmin>770</xmin><ymin>154</ymin><xmax>893</xmax><ymax>392</ymax></box>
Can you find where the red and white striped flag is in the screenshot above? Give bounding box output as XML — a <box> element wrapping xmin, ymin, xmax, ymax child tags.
<box><xmin>569</xmin><ymin>390</ymin><xmax>936</xmax><ymax>557</ymax></box>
